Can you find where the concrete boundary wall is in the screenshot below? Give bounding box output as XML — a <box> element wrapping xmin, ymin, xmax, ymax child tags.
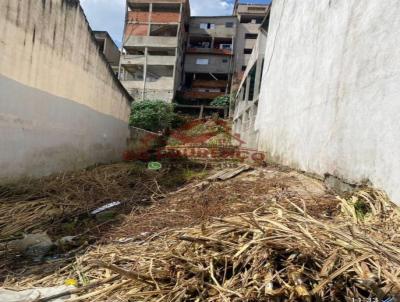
<box><xmin>255</xmin><ymin>0</ymin><xmax>400</xmax><ymax>203</ymax></box>
<box><xmin>0</xmin><ymin>0</ymin><xmax>132</xmax><ymax>181</ymax></box>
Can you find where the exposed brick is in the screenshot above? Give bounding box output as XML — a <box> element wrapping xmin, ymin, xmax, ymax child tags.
<box><xmin>128</xmin><ymin>11</ymin><xmax>149</xmax><ymax>22</ymax></box>
<box><xmin>151</xmin><ymin>12</ymin><xmax>180</xmax><ymax>23</ymax></box>
<box><xmin>125</xmin><ymin>24</ymin><xmax>148</xmax><ymax>37</ymax></box>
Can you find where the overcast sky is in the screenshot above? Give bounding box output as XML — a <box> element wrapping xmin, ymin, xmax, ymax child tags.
<box><xmin>80</xmin><ymin>0</ymin><xmax>270</xmax><ymax>47</ymax></box>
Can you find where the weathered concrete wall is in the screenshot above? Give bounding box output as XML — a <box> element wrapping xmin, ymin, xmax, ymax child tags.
<box><xmin>184</xmin><ymin>55</ymin><xmax>232</xmax><ymax>74</ymax></box>
<box><xmin>0</xmin><ymin>0</ymin><xmax>132</xmax><ymax>181</ymax></box>
<box><xmin>94</xmin><ymin>31</ymin><xmax>120</xmax><ymax>66</ymax></box>
<box><xmin>234</xmin><ymin>23</ymin><xmax>260</xmax><ymax>73</ymax></box>
<box><xmin>189</xmin><ymin>17</ymin><xmax>237</xmax><ymax>38</ymax></box>
<box><xmin>255</xmin><ymin>0</ymin><xmax>400</xmax><ymax>203</ymax></box>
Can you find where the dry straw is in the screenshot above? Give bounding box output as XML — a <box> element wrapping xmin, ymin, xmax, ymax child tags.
<box><xmin>9</xmin><ymin>188</ymin><xmax>400</xmax><ymax>301</ymax></box>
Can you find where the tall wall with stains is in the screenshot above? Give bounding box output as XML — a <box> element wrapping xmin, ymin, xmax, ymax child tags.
<box><xmin>255</xmin><ymin>0</ymin><xmax>400</xmax><ymax>203</ymax></box>
<box><xmin>0</xmin><ymin>0</ymin><xmax>132</xmax><ymax>181</ymax></box>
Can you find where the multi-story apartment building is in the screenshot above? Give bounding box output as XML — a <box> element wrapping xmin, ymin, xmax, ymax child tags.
<box><xmin>232</xmin><ymin>1</ymin><xmax>270</xmax><ymax>90</ymax></box>
<box><xmin>119</xmin><ymin>0</ymin><xmax>190</xmax><ymax>102</ymax></box>
<box><xmin>181</xmin><ymin>16</ymin><xmax>237</xmax><ymax>103</ymax></box>
<box><xmin>118</xmin><ymin>0</ymin><xmax>269</xmax><ymax>107</ymax></box>
<box><xmin>93</xmin><ymin>31</ymin><xmax>121</xmax><ymax>76</ymax></box>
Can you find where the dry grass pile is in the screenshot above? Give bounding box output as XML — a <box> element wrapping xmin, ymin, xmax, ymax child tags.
<box><xmin>0</xmin><ymin>161</ymin><xmax>202</xmax><ymax>240</ymax></box>
<box><xmin>9</xmin><ymin>189</ymin><xmax>400</xmax><ymax>301</ymax></box>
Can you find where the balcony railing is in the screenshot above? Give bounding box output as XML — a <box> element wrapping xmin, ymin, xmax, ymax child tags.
<box><xmin>186</xmin><ymin>48</ymin><xmax>233</xmax><ymax>55</ymax></box>
<box><xmin>182</xmin><ymin>90</ymin><xmax>225</xmax><ymax>100</ymax></box>
<box><xmin>192</xmin><ymin>80</ymin><xmax>227</xmax><ymax>89</ymax></box>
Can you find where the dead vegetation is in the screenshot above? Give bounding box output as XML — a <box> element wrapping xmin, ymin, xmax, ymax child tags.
<box><xmin>4</xmin><ymin>187</ymin><xmax>400</xmax><ymax>301</ymax></box>
<box><xmin>2</xmin><ymin>162</ymin><xmax>399</xmax><ymax>301</ymax></box>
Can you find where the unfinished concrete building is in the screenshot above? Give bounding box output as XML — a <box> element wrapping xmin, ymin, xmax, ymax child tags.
<box><xmin>93</xmin><ymin>31</ymin><xmax>121</xmax><ymax>76</ymax></box>
<box><xmin>233</xmin><ymin>14</ymin><xmax>270</xmax><ymax>147</ymax></box>
<box><xmin>232</xmin><ymin>1</ymin><xmax>270</xmax><ymax>90</ymax></box>
<box><xmin>181</xmin><ymin>16</ymin><xmax>237</xmax><ymax>104</ymax></box>
<box><xmin>119</xmin><ymin>0</ymin><xmax>190</xmax><ymax>102</ymax></box>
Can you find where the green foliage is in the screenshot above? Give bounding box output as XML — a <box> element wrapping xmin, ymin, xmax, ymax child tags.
<box><xmin>129</xmin><ymin>100</ymin><xmax>175</xmax><ymax>132</ymax></box>
<box><xmin>171</xmin><ymin>113</ymin><xmax>188</xmax><ymax>129</ymax></box>
<box><xmin>210</xmin><ymin>95</ymin><xmax>230</xmax><ymax>107</ymax></box>
<box><xmin>353</xmin><ymin>199</ymin><xmax>371</xmax><ymax>220</ymax></box>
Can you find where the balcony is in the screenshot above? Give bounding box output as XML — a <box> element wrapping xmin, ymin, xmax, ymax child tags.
<box><xmin>125</xmin><ymin>36</ymin><xmax>178</xmax><ymax>48</ymax></box>
<box><xmin>186</xmin><ymin>48</ymin><xmax>233</xmax><ymax>55</ymax></box>
<box><xmin>121</xmin><ymin>55</ymin><xmax>176</xmax><ymax>66</ymax></box>
<box><xmin>192</xmin><ymin>80</ymin><xmax>227</xmax><ymax>89</ymax></box>
<box><xmin>182</xmin><ymin>90</ymin><xmax>225</xmax><ymax>100</ymax></box>
<box><xmin>187</xmin><ymin>36</ymin><xmax>233</xmax><ymax>55</ymax></box>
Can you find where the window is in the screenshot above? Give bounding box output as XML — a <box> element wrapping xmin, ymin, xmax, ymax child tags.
<box><xmin>196</xmin><ymin>58</ymin><xmax>209</xmax><ymax>65</ymax></box>
<box><xmin>244</xmin><ymin>49</ymin><xmax>252</xmax><ymax>54</ymax></box>
<box><xmin>222</xmin><ymin>58</ymin><xmax>228</xmax><ymax>63</ymax></box>
<box><xmin>150</xmin><ymin>24</ymin><xmax>178</xmax><ymax>37</ymax></box>
<box><xmin>248</xmin><ymin>7</ymin><xmax>266</xmax><ymax>11</ymax></box>
<box><xmin>220</xmin><ymin>44</ymin><xmax>232</xmax><ymax>50</ymax></box>
<box><xmin>242</xmin><ymin>65</ymin><xmax>247</xmax><ymax>71</ymax></box>
<box><xmin>245</xmin><ymin>33</ymin><xmax>258</xmax><ymax>39</ymax></box>
<box><xmin>199</xmin><ymin>23</ymin><xmax>215</xmax><ymax>29</ymax></box>
<box><xmin>225</xmin><ymin>22</ymin><xmax>234</xmax><ymax>28</ymax></box>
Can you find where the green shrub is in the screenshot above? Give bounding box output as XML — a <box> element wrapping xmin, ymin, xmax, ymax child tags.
<box><xmin>210</xmin><ymin>95</ymin><xmax>230</xmax><ymax>107</ymax></box>
<box><xmin>171</xmin><ymin>113</ymin><xmax>188</xmax><ymax>129</ymax></box>
<box><xmin>129</xmin><ymin>100</ymin><xmax>175</xmax><ymax>132</ymax></box>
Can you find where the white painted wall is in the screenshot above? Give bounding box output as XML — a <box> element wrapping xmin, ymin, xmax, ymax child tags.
<box><xmin>255</xmin><ymin>0</ymin><xmax>400</xmax><ymax>203</ymax></box>
<box><xmin>0</xmin><ymin>0</ymin><xmax>132</xmax><ymax>181</ymax></box>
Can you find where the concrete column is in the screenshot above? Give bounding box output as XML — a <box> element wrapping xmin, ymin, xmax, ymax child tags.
<box><xmin>119</xmin><ymin>2</ymin><xmax>129</xmax><ymax>81</ymax></box>
<box><xmin>244</xmin><ymin>75</ymin><xmax>251</xmax><ymax>105</ymax></box>
<box><xmin>199</xmin><ymin>105</ymin><xmax>204</xmax><ymax>119</ymax></box>
<box><xmin>241</xmin><ymin>113</ymin><xmax>246</xmax><ymax>134</ymax></box>
<box><xmin>142</xmin><ymin>47</ymin><xmax>148</xmax><ymax>101</ymax></box>
<box><xmin>147</xmin><ymin>3</ymin><xmax>152</xmax><ymax>36</ymax></box>
<box><xmin>253</xmin><ymin>53</ymin><xmax>263</xmax><ymax>99</ymax></box>
<box><xmin>172</xmin><ymin>48</ymin><xmax>178</xmax><ymax>91</ymax></box>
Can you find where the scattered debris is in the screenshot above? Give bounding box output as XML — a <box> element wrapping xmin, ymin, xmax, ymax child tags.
<box><xmin>0</xmin><ymin>286</ymin><xmax>75</xmax><ymax>302</ymax></box>
<box><xmin>207</xmin><ymin>164</ymin><xmax>253</xmax><ymax>181</ymax></box>
<box><xmin>90</xmin><ymin>201</ymin><xmax>122</xmax><ymax>215</ymax></box>
<box><xmin>324</xmin><ymin>174</ymin><xmax>357</xmax><ymax>195</ymax></box>
<box><xmin>5</xmin><ymin>188</ymin><xmax>398</xmax><ymax>301</ymax></box>
<box><xmin>2</xmin><ymin>161</ymin><xmax>399</xmax><ymax>301</ymax></box>
<box><xmin>147</xmin><ymin>161</ymin><xmax>162</xmax><ymax>171</ymax></box>
<box><xmin>4</xmin><ymin>232</ymin><xmax>54</xmax><ymax>262</ymax></box>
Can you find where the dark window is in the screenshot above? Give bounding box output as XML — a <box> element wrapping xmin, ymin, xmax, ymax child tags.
<box><xmin>222</xmin><ymin>58</ymin><xmax>228</xmax><ymax>63</ymax></box>
<box><xmin>245</xmin><ymin>33</ymin><xmax>258</xmax><ymax>39</ymax></box>
<box><xmin>244</xmin><ymin>49</ymin><xmax>252</xmax><ymax>54</ymax></box>
<box><xmin>225</xmin><ymin>22</ymin><xmax>234</xmax><ymax>28</ymax></box>
<box><xmin>200</xmin><ymin>23</ymin><xmax>215</xmax><ymax>29</ymax></box>
<box><xmin>242</xmin><ymin>66</ymin><xmax>247</xmax><ymax>71</ymax></box>
<box><xmin>248</xmin><ymin>7</ymin><xmax>266</xmax><ymax>11</ymax></box>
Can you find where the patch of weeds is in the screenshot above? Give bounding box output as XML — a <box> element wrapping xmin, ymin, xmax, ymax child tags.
<box><xmin>354</xmin><ymin>199</ymin><xmax>371</xmax><ymax>220</ymax></box>
<box><xmin>95</xmin><ymin>211</ymin><xmax>117</xmax><ymax>223</ymax></box>
<box><xmin>61</xmin><ymin>221</ymin><xmax>77</xmax><ymax>234</ymax></box>
<box><xmin>183</xmin><ymin>169</ymin><xmax>208</xmax><ymax>181</ymax></box>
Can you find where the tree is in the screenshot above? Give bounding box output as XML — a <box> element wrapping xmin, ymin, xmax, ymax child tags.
<box><xmin>129</xmin><ymin>100</ymin><xmax>175</xmax><ymax>132</ymax></box>
<box><xmin>210</xmin><ymin>95</ymin><xmax>230</xmax><ymax>107</ymax></box>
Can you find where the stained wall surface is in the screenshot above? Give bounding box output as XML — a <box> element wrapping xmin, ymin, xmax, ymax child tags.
<box><xmin>0</xmin><ymin>0</ymin><xmax>132</xmax><ymax>181</ymax></box>
<box><xmin>255</xmin><ymin>0</ymin><xmax>400</xmax><ymax>203</ymax></box>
